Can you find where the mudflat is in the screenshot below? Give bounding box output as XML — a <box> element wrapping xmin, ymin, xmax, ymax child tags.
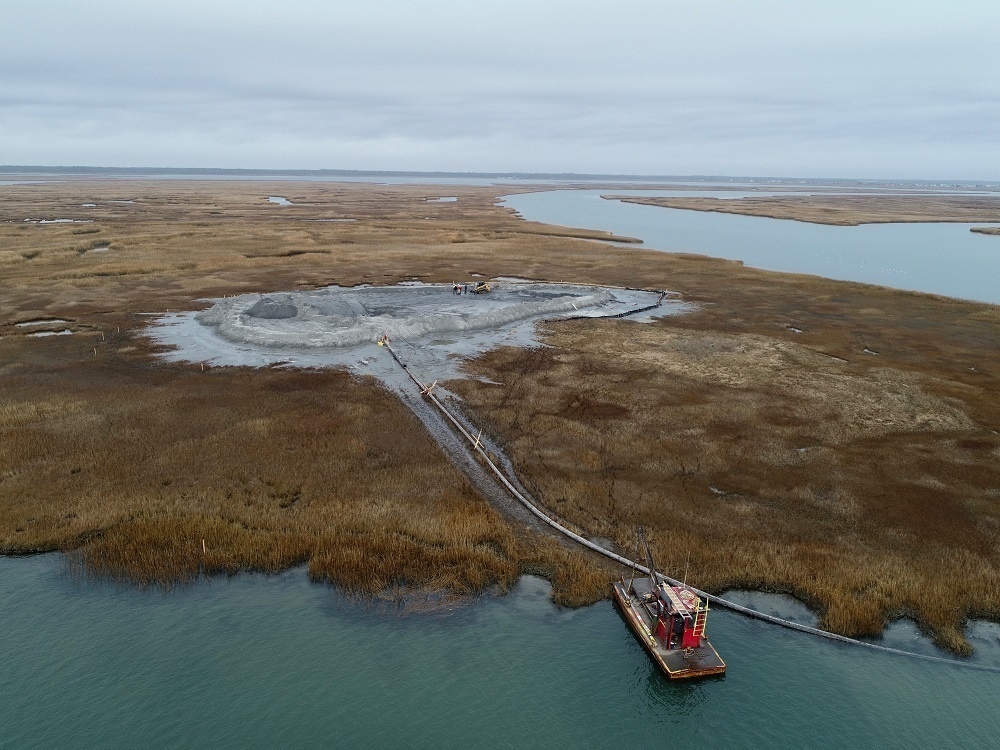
<box><xmin>2</xmin><ymin>179</ymin><xmax>998</xmax><ymax>651</ymax></box>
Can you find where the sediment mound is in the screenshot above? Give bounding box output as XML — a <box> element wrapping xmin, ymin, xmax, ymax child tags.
<box><xmin>197</xmin><ymin>283</ymin><xmax>616</xmax><ymax>349</ymax></box>
<box><xmin>245</xmin><ymin>296</ymin><xmax>298</xmax><ymax>319</ymax></box>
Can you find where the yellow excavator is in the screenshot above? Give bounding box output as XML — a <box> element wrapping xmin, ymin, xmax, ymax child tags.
<box><xmin>472</xmin><ymin>281</ymin><xmax>491</xmax><ymax>294</ymax></box>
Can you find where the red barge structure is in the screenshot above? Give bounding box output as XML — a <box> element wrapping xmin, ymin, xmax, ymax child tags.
<box><xmin>612</xmin><ymin>530</ymin><xmax>726</xmax><ymax>680</ymax></box>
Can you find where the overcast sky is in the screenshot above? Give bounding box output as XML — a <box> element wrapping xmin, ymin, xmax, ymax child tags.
<box><xmin>3</xmin><ymin>1</ymin><xmax>998</xmax><ymax>178</ymax></box>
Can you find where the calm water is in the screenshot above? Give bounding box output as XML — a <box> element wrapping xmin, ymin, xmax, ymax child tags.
<box><xmin>2</xmin><ymin>556</ymin><xmax>999</xmax><ymax>749</ymax></box>
<box><xmin>502</xmin><ymin>190</ymin><xmax>1000</xmax><ymax>304</ymax></box>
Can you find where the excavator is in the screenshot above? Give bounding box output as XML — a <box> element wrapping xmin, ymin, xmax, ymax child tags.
<box><xmin>472</xmin><ymin>281</ymin><xmax>491</xmax><ymax>294</ymax></box>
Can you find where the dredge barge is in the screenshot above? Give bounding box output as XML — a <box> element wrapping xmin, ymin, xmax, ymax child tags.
<box><xmin>612</xmin><ymin>531</ymin><xmax>726</xmax><ymax>680</ymax></box>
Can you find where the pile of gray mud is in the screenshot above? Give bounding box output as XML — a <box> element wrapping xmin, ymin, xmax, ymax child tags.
<box><xmin>197</xmin><ymin>282</ymin><xmax>617</xmax><ymax>349</ymax></box>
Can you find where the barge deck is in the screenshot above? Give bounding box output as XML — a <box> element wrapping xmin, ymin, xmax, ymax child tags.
<box><xmin>613</xmin><ymin>576</ymin><xmax>726</xmax><ymax>680</ymax></box>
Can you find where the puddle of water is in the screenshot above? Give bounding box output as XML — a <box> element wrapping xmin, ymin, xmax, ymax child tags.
<box><xmin>110</xmin><ymin>200</ymin><xmax>135</xmax><ymax>204</ymax></box>
<box><xmin>15</xmin><ymin>319</ymin><xmax>70</xmax><ymax>327</ymax></box>
<box><xmin>427</xmin><ymin>197</ymin><xmax>458</xmax><ymax>202</ymax></box>
<box><xmin>268</xmin><ymin>196</ymin><xmax>293</xmax><ymax>206</ymax></box>
<box><xmin>87</xmin><ymin>245</ymin><xmax>110</xmax><ymax>253</ymax></box>
<box><xmin>28</xmin><ymin>329</ymin><xmax>73</xmax><ymax>337</ymax></box>
<box><xmin>23</xmin><ymin>218</ymin><xmax>93</xmax><ymax>224</ymax></box>
<box><xmin>309</xmin><ymin>218</ymin><xmax>356</xmax><ymax>222</ymax></box>
<box><xmin>80</xmin><ymin>203</ymin><xmax>97</xmax><ymax>207</ymax></box>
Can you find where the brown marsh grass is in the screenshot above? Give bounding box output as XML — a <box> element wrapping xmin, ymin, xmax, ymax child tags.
<box><xmin>2</xmin><ymin>178</ymin><xmax>999</xmax><ymax>648</ymax></box>
<box><xmin>1</xmin><ymin>330</ymin><xmax>611</xmax><ymax>604</ymax></box>
<box><xmin>610</xmin><ymin>194</ymin><xmax>1000</xmax><ymax>225</ymax></box>
<box><xmin>449</xmin><ymin>318</ymin><xmax>1000</xmax><ymax>653</ymax></box>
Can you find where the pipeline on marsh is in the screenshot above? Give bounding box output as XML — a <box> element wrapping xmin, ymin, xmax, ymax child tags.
<box><xmin>381</xmin><ymin>310</ymin><xmax>1000</xmax><ymax>676</ymax></box>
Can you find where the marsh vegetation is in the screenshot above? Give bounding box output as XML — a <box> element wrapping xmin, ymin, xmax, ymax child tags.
<box><xmin>611</xmin><ymin>193</ymin><xmax>1000</xmax><ymax>226</ymax></box>
<box><xmin>2</xmin><ymin>179</ymin><xmax>998</xmax><ymax>650</ymax></box>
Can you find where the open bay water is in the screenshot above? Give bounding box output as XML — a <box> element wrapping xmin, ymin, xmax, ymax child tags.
<box><xmin>502</xmin><ymin>190</ymin><xmax>1000</xmax><ymax>305</ymax></box>
<box><xmin>2</xmin><ymin>555</ymin><xmax>999</xmax><ymax>749</ymax></box>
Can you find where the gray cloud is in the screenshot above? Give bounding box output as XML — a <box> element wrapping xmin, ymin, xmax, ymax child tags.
<box><xmin>2</xmin><ymin>0</ymin><xmax>998</xmax><ymax>177</ymax></box>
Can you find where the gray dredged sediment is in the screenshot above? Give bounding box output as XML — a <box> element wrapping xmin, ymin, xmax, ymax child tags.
<box><xmin>197</xmin><ymin>283</ymin><xmax>613</xmax><ymax>349</ymax></box>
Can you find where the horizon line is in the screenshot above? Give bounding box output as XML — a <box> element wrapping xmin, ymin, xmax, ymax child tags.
<box><xmin>2</xmin><ymin>165</ymin><xmax>997</xmax><ymax>186</ymax></box>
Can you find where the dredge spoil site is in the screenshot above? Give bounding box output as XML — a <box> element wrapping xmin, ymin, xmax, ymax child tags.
<box><xmin>151</xmin><ymin>279</ymin><xmax>998</xmax><ymax>674</ymax></box>
<box><xmin>152</xmin><ymin>280</ymin><xmax>680</xmax><ymax>376</ymax></box>
<box><xmin>198</xmin><ymin>282</ymin><xmax>617</xmax><ymax>350</ymax></box>
<box><xmin>150</xmin><ymin>280</ymin><xmax>680</xmax><ymax>529</ymax></box>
